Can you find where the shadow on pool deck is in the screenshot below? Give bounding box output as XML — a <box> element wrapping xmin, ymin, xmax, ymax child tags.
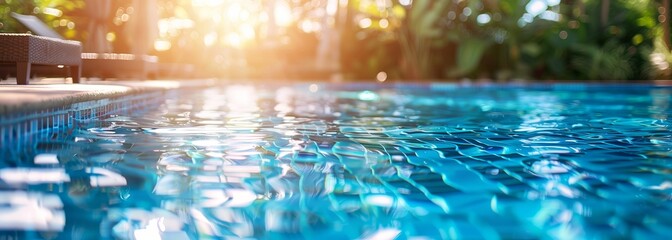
<box><xmin>0</xmin><ymin>77</ymin><xmax>217</xmax><ymax>114</ymax></box>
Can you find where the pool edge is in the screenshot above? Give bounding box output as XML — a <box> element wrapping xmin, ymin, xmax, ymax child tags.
<box><xmin>0</xmin><ymin>79</ymin><xmax>219</xmax><ymax>115</ymax></box>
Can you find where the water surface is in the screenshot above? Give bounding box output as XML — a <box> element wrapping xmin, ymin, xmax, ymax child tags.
<box><xmin>1</xmin><ymin>83</ymin><xmax>671</xmax><ymax>239</ymax></box>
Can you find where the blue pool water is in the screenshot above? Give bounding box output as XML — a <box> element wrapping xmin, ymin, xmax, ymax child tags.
<box><xmin>1</xmin><ymin>83</ymin><xmax>671</xmax><ymax>239</ymax></box>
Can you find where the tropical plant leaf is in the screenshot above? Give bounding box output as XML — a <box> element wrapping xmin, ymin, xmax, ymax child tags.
<box><xmin>447</xmin><ymin>38</ymin><xmax>491</xmax><ymax>77</ymax></box>
<box><xmin>410</xmin><ymin>0</ymin><xmax>430</xmax><ymax>26</ymax></box>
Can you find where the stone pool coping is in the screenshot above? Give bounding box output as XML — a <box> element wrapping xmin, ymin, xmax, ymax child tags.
<box><xmin>0</xmin><ymin>79</ymin><xmax>218</xmax><ymax>114</ymax></box>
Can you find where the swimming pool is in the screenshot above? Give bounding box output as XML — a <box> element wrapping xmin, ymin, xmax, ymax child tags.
<box><xmin>1</xmin><ymin>83</ymin><xmax>671</xmax><ymax>239</ymax></box>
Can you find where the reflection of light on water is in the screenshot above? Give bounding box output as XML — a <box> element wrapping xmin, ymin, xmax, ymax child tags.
<box><xmin>358</xmin><ymin>91</ymin><xmax>379</xmax><ymax>101</ymax></box>
<box><xmin>153</xmin><ymin>174</ymin><xmax>186</xmax><ymax>195</ymax></box>
<box><xmin>192</xmin><ymin>139</ymin><xmax>222</xmax><ymax>147</ymax></box>
<box><xmin>222</xmin><ymin>85</ymin><xmax>263</xmax><ymax>133</ymax></box>
<box><xmin>531</xmin><ymin>201</ymin><xmax>582</xmax><ymax>239</ymax></box>
<box><xmin>222</xmin><ymin>165</ymin><xmax>262</xmax><ymax>174</ymax></box>
<box><xmin>530</xmin><ymin>160</ymin><xmax>570</xmax><ymax>176</ymax></box>
<box><xmin>364</xmin><ymin>194</ymin><xmax>394</xmax><ymax>207</ymax></box>
<box><xmin>0</xmin><ymin>191</ymin><xmax>65</xmax><ymax>231</ymax></box>
<box><xmin>34</xmin><ymin>153</ymin><xmax>59</xmax><ymax>164</ymax></box>
<box><xmin>145</xmin><ymin>127</ymin><xmax>231</xmax><ymax>134</ymax></box>
<box><xmin>360</xmin><ymin>228</ymin><xmax>401</xmax><ymax>240</ymax></box>
<box><xmin>190</xmin><ymin>208</ymin><xmax>223</xmax><ymax>236</ymax></box>
<box><xmin>651</xmin><ymin>89</ymin><xmax>670</xmax><ymax>120</ymax></box>
<box><xmin>644</xmin><ymin>181</ymin><xmax>672</xmax><ymax>190</ymax></box>
<box><xmin>309</xmin><ymin>84</ymin><xmax>319</xmax><ymax>92</ymax></box>
<box><xmin>133</xmin><ymin>217</ymin><xmax>163</xmax><ymax>240</ymax></box>
<box><xmin>0</xmin><ymin>165</ymin><xmax>128</xmax><ymax>187</ymax></box>
<box><xmin>110</xmin><ymin>208</ymin><xmax>188</xmax><ymax>239</ymax></box>
<box><xmin>88</xmin><ymin>167</ymin><xmax>128</xmax><ymax>187</ymax></box>
<box><xmin>200</xmin><ymin>189</ymin><xmax>257</xmax><ymax>207</ymax></box>
<box><xmin>275</xmin><ymin>87</ymin><xmax>296</xmax><ymax>115</ymax></box>
<box><xmin>528</xmin><ymin>146</ymin><xmax>579</xmax><ymax>155</ymax></box>
<box><xmin>0</xmin><ymin>168</ymin><xmax>70</xmax><ymax>184</ymax></box>
<box><xmin>542</xmin><ymin>182</ymin><xmax>578</xmax><ymax>198</ymax></box>
<box><xmin>226</xmin><ymin>85</ymin><xmax>259</xmax><ymax>113</ymax></box>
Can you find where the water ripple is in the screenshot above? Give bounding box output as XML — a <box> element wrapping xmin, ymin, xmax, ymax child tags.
<box><xmin>2</xmin><ymin>84</ymin><xmax>672</xmax><ymax>239</ymax></box>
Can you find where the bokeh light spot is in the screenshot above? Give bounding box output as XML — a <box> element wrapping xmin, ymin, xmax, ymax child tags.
<box><xmin>309</xmin><ymin>84</ymin><xmax>319</xmax><ymax>92</ymax></box>
<box><xmin>376</xmin><ymin>72</ymin><xmax>387</xmax><ymax>82</ymax></box>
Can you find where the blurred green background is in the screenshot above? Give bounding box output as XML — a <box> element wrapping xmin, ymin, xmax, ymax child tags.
<box><xmin>2</xmin><ymin>0</ymin><xmax>672</xmax><ymax>81</ymax></box>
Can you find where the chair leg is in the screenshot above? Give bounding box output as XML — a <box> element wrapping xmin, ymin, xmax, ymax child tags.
<box><xmin>16</xmin><ymin>62</ymin><xmax>31</xmax><ymax>85</ymax></box>
<box><xmin>70</xmin><ymin>65</ymin><xmax>81</xmax><ymax>83</ymax></box>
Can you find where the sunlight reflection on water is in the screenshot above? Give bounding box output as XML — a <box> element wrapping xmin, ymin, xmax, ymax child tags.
<box><xmin>1</xmin><ymin>84</ymin><xmax>671</xmax><ymax>239</ymax></box>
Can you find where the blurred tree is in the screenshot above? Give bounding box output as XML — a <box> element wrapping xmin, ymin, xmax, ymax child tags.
<box><xmin>663</xmin><ymin>0</ymin><xmax>670</xmax><ymax>49</ymax></box>
<box><xmin>340</xmin><ymin>0</ymin><xmax>407</xmax><ymax>80</ymax></box>
<box><xmin>569</xmin><ymin>0</ymin><xmax>656</xmax><ymax>80</ymax></box>
<box><xmin>0</xmin><ymin>0</ymin><xmax>86</xmax><ymax>39</ymax></box>
<box><xmin>398</xmin><ymin>0</ymin><xmax>452</xmax><ymax>79</ymax></box>
<box><xmin>339</xmin><ymin>0</ymin><xmax>658</xmax><ymax>81</ymax></box>
<box><xmin>1</xmin><ymin>0</ymin><xmax>664</xmax><ymax>81</ymax></box>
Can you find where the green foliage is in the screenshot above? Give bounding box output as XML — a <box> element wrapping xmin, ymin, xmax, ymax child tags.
<box><xmin>0</xmin><ymin>0</ymin><xmax>665</xmax><ymax>81</ymax></box>
<box><xmin>571</xmin><ymin>41</ymin><xmax>633</xmax><ymax>80</ymax></box>
<box><xmin>342</xmin><ymin>0</ymin><xmax>659</xmax><ymax>81</ymax></box>
<box><xmin>0</xmin><ymin>0</ymin><xmax>85</xmax><ymax>36</ymax></box>
<box><xmin>0</xmin><ymin>0</ymin><xmax>36</xmax><ymax>33</ymax></box>
<box><xmin>647</xmin><ymin>36</ymin><xmax>672</xmax><ymax>79</ymax></box>
<box><xmin>447</xmin><ymin>38</ymin><xmax>491</xmax><ymax>77</ymax></box>
<box><xmin>571</xmin><ymin>0</ymin><xmax>656</xmax><ymax>80</ymax></box>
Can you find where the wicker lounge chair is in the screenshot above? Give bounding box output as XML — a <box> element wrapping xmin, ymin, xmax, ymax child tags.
<box><xmin>0</xmin><ymin>33</ymin><xmax>81</xmax><ymax>85</ymax></box>
<box><xmin>10</xmin><ymin>13</ymin><xmax>157</xmax><ymax>80</ymax></box>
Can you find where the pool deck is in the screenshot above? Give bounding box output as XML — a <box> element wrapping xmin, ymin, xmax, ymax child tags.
<box><xmin>0</xmin><ymin>78</ymin><xmax>218</xmax><ymax>114</ymax></box>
